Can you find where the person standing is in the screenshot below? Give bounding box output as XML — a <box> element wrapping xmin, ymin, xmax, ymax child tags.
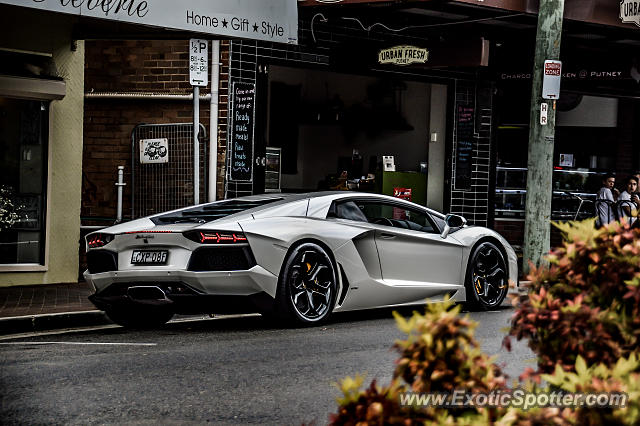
<box><xmin>597</xmin><ymin>173</ymin><xmax>617</xmax><ymax>226</ymax></box>
<box><xmin>618</xmin><ymin>176</ymin><xmax>640</xmax><ymax>225</ymax></box>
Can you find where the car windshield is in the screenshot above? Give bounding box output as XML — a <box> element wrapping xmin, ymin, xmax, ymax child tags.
<box><xmin>151</xmin><ymin>198</ymin><xmax>283</xmax><ymax>224</ymax></box>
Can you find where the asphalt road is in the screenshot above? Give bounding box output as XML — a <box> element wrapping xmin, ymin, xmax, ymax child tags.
<box><xmin>0</xmin><ymin>305</ymin><xmax>535</xmax><ymax>425</ymax></box>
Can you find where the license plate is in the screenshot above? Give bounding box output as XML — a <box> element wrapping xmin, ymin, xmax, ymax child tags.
<box><xmin>131</xmin><ymin>250</ymin><xmax>168</xmax><ymax>265</ymax></box>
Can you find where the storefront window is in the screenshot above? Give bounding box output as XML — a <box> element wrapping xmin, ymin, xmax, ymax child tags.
<box><xmin>0</xmin><ymin>97</ymin><xmax>48</xmax><ymax>265</ymax></box>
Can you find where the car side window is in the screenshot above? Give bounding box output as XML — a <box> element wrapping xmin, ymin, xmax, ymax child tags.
<box><xmin>332</xmin><ymin>201</ymin><xmax>369</xmax><ymax>223</ymax></box>
<box><xmin>430</xmin><ymin>213</ymin><xmax>445</xmax><ymax>232</ymax></box>
<box><xmin>356</xmin><ymin>201</ymin><xmax>438</xmax><ymax>234</ymax></box>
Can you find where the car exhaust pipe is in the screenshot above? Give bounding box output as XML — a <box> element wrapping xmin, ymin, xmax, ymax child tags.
<box><xmin>126</xmin><ymin>286</ymin><xmax>172</xmax><ymax>306</ymax></box>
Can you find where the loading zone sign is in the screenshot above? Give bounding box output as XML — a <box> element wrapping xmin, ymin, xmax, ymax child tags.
<box><xmin>542</xmin><ymin>60</ymin><xmax>562</xmax><ymax>99</ymax></box>
<box><xmin>140</xmin><ymin>138</ymin><xmax>169</xmax><ymax>164</ymax></box>
<box><xmin>190</xmin><ymin>39</ymin><xmax>208</xmax><ymax>87</ymax></box>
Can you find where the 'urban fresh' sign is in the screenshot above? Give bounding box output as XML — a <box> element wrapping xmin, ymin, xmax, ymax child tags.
<box><xmin>378</xmin><ymin>45</ymin><xmax>429</xmax><ymax>66</ymax></box>
<box><xmin>621</xmin><ymin>0</ymin><xmax>640</xmax><ymax>27</ymax></box>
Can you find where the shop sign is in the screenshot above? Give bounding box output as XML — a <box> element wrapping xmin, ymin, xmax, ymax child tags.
<box><xmin>454</xmin><ymin>104</ymin><xmax>474</xmax><ymax>191</ymax></box>
<box><xmin>229</xmin><ymin>81</ymin><xmax>256</xmax><ymax>182</ymax></box>
<box><xmin>542</xmin><ymin>60</ymin><xmax>562</xmax><ymax>99</ymax></box>
<box><xmin>378</xmin><ymin>46</ymin><xmax>429</xmax><ymax>66</ymax></box>
<box><xmin>0</xmin><ymin>0</ymin><xmax>298</xmax><ymax>44</ymax></box>
<box><xmin>500</xmin><ymin>69</ymin><xmax>628</xmax><ymax>81</ymax></box>
<box><xmin>559</xmin><ymin>154</ymin><xmax>574</xmax><ymax>167</ymax></box>
<box><xmin>140</xmin><ymin>138</ymin><xmax>169</xmax><ymax>164</ymax></box>
<box><xmin>392</xmin><ymin>188</ymin><xmax>412</xmax><ymax>220</ymax></box>
<box><xmin>621</xmin><ymin>0</ymin><xmax>640</xmax><ymax>27</ymax></box>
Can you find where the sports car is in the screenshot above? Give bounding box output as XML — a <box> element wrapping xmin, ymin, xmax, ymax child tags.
<box><xmin>84</xmin><ymin>191</ymin><xmax>518</xmax><ymax>327</ymax></box>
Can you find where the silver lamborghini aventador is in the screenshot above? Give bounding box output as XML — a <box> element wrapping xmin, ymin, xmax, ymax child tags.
<box><xmin>84</xmin><ymin>191</ymin><xmax>518</xmax><ymax>327</ymax></box>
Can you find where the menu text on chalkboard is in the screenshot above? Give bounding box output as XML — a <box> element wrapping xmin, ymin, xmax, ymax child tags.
<box><xmin>454</xmin><ymin>104</ymin><xmax>474</xmax><ymax>191</ymax></box>
<box><xmin>230</xmin><ymin>81</ymin><xmax>256</xmax><ymax>182</ymax></box>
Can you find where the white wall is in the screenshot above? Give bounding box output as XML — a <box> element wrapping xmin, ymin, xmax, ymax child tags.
<box><xmin>268</xmin><ymin>66</ymin><xmax>431</xmax><ymax>190</ymax></box>
<box><xmin>427</xmin><ymin>84</ymin><xmax>447</xmax><ymax>212</ymax></box>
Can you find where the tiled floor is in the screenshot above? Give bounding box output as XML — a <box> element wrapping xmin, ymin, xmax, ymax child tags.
<box><xmin>0</xmin><ymin>282</ymin><xmax>95</xmax><ymax>318</ymax></box>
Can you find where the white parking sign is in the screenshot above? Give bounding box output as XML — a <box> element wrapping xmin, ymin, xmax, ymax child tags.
<box><xmin>189</xmin><ymin>39</ymin><xmax>208</xmax><ymax>87</ymax></box>
<box><xmin>542</xmin><ymin>60</ymin><xmax>562</xmax><ymax>100</ymax></box>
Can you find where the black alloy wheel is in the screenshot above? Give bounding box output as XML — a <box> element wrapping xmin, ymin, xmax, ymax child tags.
<box><xmin>105</xmin><ymin>306</ymin><xmax>174</xmax><ymax>328</ymax></box>
<box><xmin>465</xmin><ymin>241</ymin><xmax>508</xmax><ymax>310</ymax></box>
<box><xmin>275</xmin><ymin>242</ymin><xmax>337</xmax><ymax>325</ymax></box>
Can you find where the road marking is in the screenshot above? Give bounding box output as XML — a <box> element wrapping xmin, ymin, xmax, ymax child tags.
<box><xmin>0</xmin><ymin>341</ymin><xmax>156</xmax><ymax>346</ymax></box>
<box><xmin>0</xmin><ymin>314</ymin><xmax>261</xmax><ymax>341</ymax></box>
<box><xmin>0</xmin><ymin>325</ymin><xmax>120</xmax><ymax>341</ymax></box>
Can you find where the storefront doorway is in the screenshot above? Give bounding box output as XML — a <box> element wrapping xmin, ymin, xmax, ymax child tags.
<box><xmin>0</xmin><ymin>97</ymin><xmax>49</xmax><ymax>265</ymax></box>
<box><xmin>254</xmin><ymin>65</ymin><xmax>446</xmax><ymax>208</ymax></box>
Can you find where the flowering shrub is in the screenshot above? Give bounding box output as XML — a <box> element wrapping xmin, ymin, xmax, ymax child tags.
<box><xmin>540</xmin><ymin>354</ymin><xmax>640</xmax><ymax>425</ymax></box>
<box><xmin>329</xmin><ymin>297</ymin><xmax>507</xmax><ymax>425</ymax></box>
<box><xmin>330</xmin><ymin>219</ymin><xmax>640</xmax><ymax>424</ymax></box>
<box><xmin>0</xmin><ymin>185</ymin><xmax>25</xmax><ymax>231</ymax></box>
<box><xmin>393</xmin><ymin>298</ymin><xmax>506</xmax><ymax>395</ymax></box>
<box><xmin>504</xmin><ymin>219</ymin><xmax>640</xmax><ymax>375</ymax></box>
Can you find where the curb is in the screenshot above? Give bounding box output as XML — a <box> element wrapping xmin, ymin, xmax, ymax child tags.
<box><xmin>0</xmin><ymin>310</ymin><xmax>112</xmax><ymax>336</ymax></box>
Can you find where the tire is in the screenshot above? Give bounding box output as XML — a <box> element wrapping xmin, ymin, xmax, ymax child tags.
<box><xmin>274</xmin><ymin>242</ymin><xmax>338</xmax><ymax>325</ymax></box>
<box><xmin>105</xmin><ymin>306</ymin><xmax>174</xmax><ymax>328</ymax></box>
<box><xmin>465</xmin><ymin>241</ymin><xmax>508</xmax><ymax>310</ymax></box>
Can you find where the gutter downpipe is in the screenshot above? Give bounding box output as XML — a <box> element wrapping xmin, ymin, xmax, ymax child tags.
<box><xmin>209</xmin><ymin>40</ymin><xmax>221</xmax><ymax>202</ymax></box>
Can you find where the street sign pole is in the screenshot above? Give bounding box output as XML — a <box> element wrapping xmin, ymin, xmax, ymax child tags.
<box><xmin>193</xmin><ymin>85</ymin><xmax>200</xmax><ymax>204</ymax></box>
<box><xmin>189</xmin><ymin>39</ymin><xmax>209</xmax><ymax>205</ymax></box>
<box><xmin>523</xmin><ymin>0</ymin><xmax>565</xmax><ymax>273</ymax></box>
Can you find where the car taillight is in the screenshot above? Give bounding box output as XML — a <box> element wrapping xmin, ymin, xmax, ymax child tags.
<box><xmin>183</xmin><ymin>231</ymin><xmax>248</xmax><ymax>244</ymax></box>
<box><xmin>86</xmin><ymin>233</ymin><xmax>114</xmax><ymax>249</ymax></box>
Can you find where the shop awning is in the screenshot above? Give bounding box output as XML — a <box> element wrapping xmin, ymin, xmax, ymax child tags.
<box><xmin>0</xmin><ymin>75</ymin><xmax>65</xmax><ymax>101</ymax></box>
<box><xmin>0</xmin><ymin>0</ymin><xmax>298</xmax><ymax>44</ymax></box>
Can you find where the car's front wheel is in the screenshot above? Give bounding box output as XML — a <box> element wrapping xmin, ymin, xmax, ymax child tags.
<box><xmin>465</xmin><ymin>241</ymin><xmax>508</xmax><ymax>310</ymax></box>
<box><xmin>105</xmin><ymin>306</ymin><xmax>174</xmax><ymax>328</ymax></box>
<box><xmin>274</xmin><ymin>242</ymin><xmax>337</xmax><ymax>325</ymax></box>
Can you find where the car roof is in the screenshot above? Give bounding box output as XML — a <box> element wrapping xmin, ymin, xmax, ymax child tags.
<box><xmin>150</xmin><ymin>191</ymin><xmax>444</xmax><ymax>225</ymax></box>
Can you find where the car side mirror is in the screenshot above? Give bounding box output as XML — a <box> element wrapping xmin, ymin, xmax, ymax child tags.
<box><xmin>440</xmin><ymin>214</ymin><xmax>467</xmax><ymax>239</ymax></box>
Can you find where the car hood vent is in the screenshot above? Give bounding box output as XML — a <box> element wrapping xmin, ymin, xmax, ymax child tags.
<box><xmin>151</xmin><ymin>198</ymin><xmax>283</xmax><ymax>225</ymax></box>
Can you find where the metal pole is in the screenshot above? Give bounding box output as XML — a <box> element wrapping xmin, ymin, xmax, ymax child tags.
<box><xmin>194</xmin><ymin>85</ymin><xmax>200</xmax><ymax>205</ymax></box>
<box><xmin>523</xmin><ymin>0</ymin><xmax>565</xmax><ymax>273</ymax></box>
<box><xmin>115</xmin><ymin>165</ymin><xmax>126</xmax><ymax>223</ymax></box>
<box><xmin>209</xmin><ymin>40</ymin><xmax>220</xmax><ymax>202</ymax></box>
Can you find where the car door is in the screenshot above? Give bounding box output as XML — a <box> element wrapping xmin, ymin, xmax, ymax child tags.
<box><xmin>356</xmin><ymin>199</ymin><xmax>464</xmax><ymax>287</ymax></box>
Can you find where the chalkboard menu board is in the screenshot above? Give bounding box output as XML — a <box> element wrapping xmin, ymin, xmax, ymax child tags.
<box><xmin>454</xmin><ymin>104</ymin><xmax>474</xmax><ymax>191</ymax></box>
<box><xmin>230</xmin><ymin>81</ymin><xmax>256</xmax><ymax>182</ymax></box>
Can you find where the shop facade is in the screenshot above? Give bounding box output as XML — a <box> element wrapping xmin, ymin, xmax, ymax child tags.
<box><xmin>0</xmin><ymin>0</ymin><xmax>297</xmax><ymax>287</ymax></box>
<box><xmin>224</xmin><ymin>6</ymin><xmax>498</xmax><ymax>228</ymax></box>
<box><xmin>223</xmin><ymin>0</ymin><xmax>639</xmax><ymax>251</ymax></box>
<box><xmin>0</xmin><ymin>5</ymin><xmax>85</xmax><ymax>286</ymax></box>
<box><xmin>488</xmin><ymin>0</ymin><xmax>640</xmax><ymax>248</ymax></box>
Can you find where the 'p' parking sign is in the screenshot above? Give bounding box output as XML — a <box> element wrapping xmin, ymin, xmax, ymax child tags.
<box><xmin>189</xmin><ymin>39</ymin><xmax>208</xmax><ymax>87</ymax></box>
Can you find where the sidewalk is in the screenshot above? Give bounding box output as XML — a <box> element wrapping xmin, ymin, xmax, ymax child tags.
<box><xmin>0</xmin><ymin>282</ymin><xmax>110</xmax><ymax>336</ymax></box>
<box><xmin>0</xmin><ymin>281</ymin><xmax>528</xmax><ymax>336</ymax></box>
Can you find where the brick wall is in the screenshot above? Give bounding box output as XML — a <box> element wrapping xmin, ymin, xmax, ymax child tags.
<box><xmin>449</xmin><ymin>81</ymin><xmax>493</xmax><ymax>227</ymax></box>
<box><xmin>85</xmin><ymin>40</ymin><xmax>194</xmax><ymax>93</ymax></box>
<box><xmin>82</xmin><ymin>40</ymin><xmax>230</xmax><ymax>225</ymax></box>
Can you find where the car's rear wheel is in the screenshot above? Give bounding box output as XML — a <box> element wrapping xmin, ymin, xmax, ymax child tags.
<box><xmin>274</xmin><ymin>242</ymin><xmax>337</xmax><ymax>325</ymax></box>
<box><xmin>105</xmin><ymin>306</ymin><xmax>174</xmax><ymax>328</ymax></box>
<box><xmin>465</xmin><ymin>241</ymin><xmax>508</xmax><ymax>310</ymax></box>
